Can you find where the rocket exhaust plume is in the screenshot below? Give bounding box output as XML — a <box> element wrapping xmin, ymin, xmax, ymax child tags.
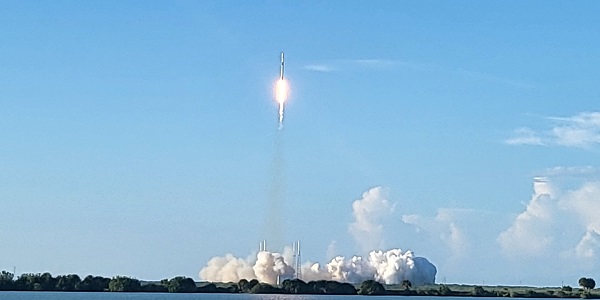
<box><xmin>266</xmin><ymin>52</ymin><xmax>288</xmax><ymax>249</ymax></box>
<box><xmin>200</xmin><ymin>187</ymin><xmax>437</xmax><ymax>285</ymax></box>
<box><xmin>275</xmin><ymin>52</ymin><xmax>289</xmax><ymax>129</ymax></box>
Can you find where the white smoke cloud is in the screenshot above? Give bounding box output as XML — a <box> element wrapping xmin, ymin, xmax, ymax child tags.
<box><xmin>253</xmin><ymin>251</ymin><xmax>295</xmax><ymax>284</ymax></box>
<box><xmin>199</xmin><ymin>250</ymin><xmax>295</xmax><ymax>284</ymax></box>
<box><xmin>199</xmin><ymin>248</ymin><xmax>436</xmax><ymax>285</ymax></box>
<box><xmin>349</xmin><ymin>186</ymin><xmax>393</xmax><ymax>253</ymax></box>
<box><xmin>200</xmin><ymin>186</ymin><xmax>436</xmax><ymax>286</ymax></box>
<box><xmin>302</xmin><ymin>248</ymin><xmax>436</xmax><ymax>285</ymax></box>
<box><xmin>199</xmin><ymin>253</ymin><xmax>256</xmax><ymax>283</ymax></box>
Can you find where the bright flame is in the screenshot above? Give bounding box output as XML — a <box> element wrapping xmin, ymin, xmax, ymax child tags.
<box><xmin>275</xmin><ymin>79</ymin><xmax>289</xmax><ymax>126</ymax></box>
<box><xmin>275</xmin><ymin>79</ymin><xmax>288</xmax><ymax>104</ymax></box>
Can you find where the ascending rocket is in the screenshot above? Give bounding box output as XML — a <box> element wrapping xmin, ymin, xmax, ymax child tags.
<box><xmin>275</xmin><ymin>52</ymin><xmax>288</xmax><ymax>128</ymax></box>
<box><xmin>280</xmin><ymin>52</ymin><xmax>285</xmax><ymax>80</ymax></box>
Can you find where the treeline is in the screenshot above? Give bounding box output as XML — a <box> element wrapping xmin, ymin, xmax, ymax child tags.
<box><xmin>0</xmin><ymin>270</ymin><xmax>378</xmax><ymax>294</ymax></box>
<box><xmin>0</xmin><ymin>271</ymin><xmax>200</xmax><ymax>293</ymax></box>
<box><xmin>2</xmin><ymin>270</ymin><xmax>598</xmax><ymax>298</ymax></box>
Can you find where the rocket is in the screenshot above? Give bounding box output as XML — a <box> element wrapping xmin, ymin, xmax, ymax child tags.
<box><xmin>276</xmin><ymin>52</ymin><xmax>287</xmax><ymax>127</ymax></box>
<box><xmin>280</xmin><ymin>52</ymin><xmax>284</xmax><ymax>80</ymax></box>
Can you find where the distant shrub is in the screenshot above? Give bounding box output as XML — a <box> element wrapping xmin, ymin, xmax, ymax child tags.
<box><xmin>473</xmin><ymin>286</ymin><xmax>485</xmax><ymax>296</ymax></box>
<box><xmin>438</xmin><ymin>284</ymin><xmax>452</xmax><ymax>296</ymax></box>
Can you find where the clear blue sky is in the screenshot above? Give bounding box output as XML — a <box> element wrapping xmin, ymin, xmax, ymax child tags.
<box><xmin>2</xmin><ymin>1</ymin><xmax>600</xmax><ymax>286</ymax></box>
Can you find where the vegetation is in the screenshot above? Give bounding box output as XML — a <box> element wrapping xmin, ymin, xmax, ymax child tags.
<box><xmin>108</xmin><ymin>276</ymin><xmax>141</xmax><ymax>292</ymax></box>
<box><xmin>580</xmin><ymin>278</ymin><xmax>596</xmax><ymax>290</ymax></box>
<box><xmin>0</xmin><ymin>269</ymin><xmax>598</xmax><ymax>298</ymax></box>
<box><xmin>358</xmin><ymin>280</ymin><xmax>386</xmax><ymax>295</ymax></box>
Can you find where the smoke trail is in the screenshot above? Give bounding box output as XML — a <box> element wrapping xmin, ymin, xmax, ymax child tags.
<box><xmin>278</xmin><ymin>103</ymin><xmax>284</xmax><ymax>130</ymax></box>
<box><xmin>266</xmin><ymin>127</ymin><xmax>285</xmax><ymax>250</ymax></box>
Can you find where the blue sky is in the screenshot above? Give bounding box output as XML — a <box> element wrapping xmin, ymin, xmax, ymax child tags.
<box><xmin>2</xmin><ymin>1</ymin><xmax>600</xmax><ymax>286</ymax></box>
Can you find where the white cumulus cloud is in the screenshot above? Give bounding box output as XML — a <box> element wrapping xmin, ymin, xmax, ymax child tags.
<box><xmin>349</xmin><ymin>186</ymin><xmax>394</xmax><ymax>253</ymax></box>
<box><xmin>402</xmin><ymin>208</ymin><xmax>469</xmax><ymax>259</ymax></box>
<box><xmin>498</xmin><ymin>178</ymin><xmax>600</xmax><ymax>260</ymax></box>
<box><xmin>497</xmin><ymin>180</ymin><xmax>555</xmax><ymax>256</ymax></box>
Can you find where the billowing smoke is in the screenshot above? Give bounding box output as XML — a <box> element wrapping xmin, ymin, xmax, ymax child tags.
<box><xmin>302</xmin><ymin>248</ymin><xmax>436</xmax><ymax>285</ymax></box>
<box><xmin>200</xmin><ymin>186</ymin><xmax>436</xmax><ymax>285</ymax></box>
<box><xmin>199</xmin><ymin>253</ymin><xmax>255</xmax><ymax>283</ymax></box>
<box><xmin>200</xmin><ymin>248</ymin><xmax>436</xmax><ymax>285</ymax></box>
<box><xmin>254</xmin><ymin>251</ymin><xmax>295</xmax><ymax>284</ymax></box>
<box><xmin>200</xmin><ymin>250</ymin><xmax>295</xmax><ymax>285</ymax></box>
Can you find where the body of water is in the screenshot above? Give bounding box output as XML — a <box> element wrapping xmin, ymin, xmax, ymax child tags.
<box><xmin>0</xmin><ymin>293</ymin><xmax>552</xmax><ymax>300</ymax></box>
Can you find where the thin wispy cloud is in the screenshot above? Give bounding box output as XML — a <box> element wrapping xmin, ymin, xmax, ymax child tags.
<box><xmin>540</xmin><ymin>165</ymin><xmax>600</xmax><ymax>177</ymax></box>
<box><xmin>303</xmin><ymin>64</ymin><xmax>334</xmax><ymax>73</ymax></box>
<box><xmin>506</xmin><ymin>112</ymin><xmax>600</xmax><ymax>149</ymax></box>
<box><xmin>454</xmin><ymin>68</ymin><xmax>535</xmax><ymax>89</ymax></box>
<box><xmin>505</xmin><ymin>127</ymin><xmax>544</xmax><ymax>146</ymax></box>
<box><xmin>303</xmin><ymin>58</ymin><xmax>532</xmax><ymax>88</ymax></box>
<box><xmin>350</xmin><ymin>59</ymin><xmax>405</xmax><ymax>68</ymax></box>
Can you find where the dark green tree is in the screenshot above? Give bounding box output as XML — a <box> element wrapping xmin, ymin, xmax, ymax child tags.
<box><xmin>0</xmin><ymin>271</ymin><xmax>14</xmax><ymax>290</ymax></box>
<box><xmin>438</xmin><ymin>284</ymin><xmax>452</xmax><ymax>296</ymax></box>
<box><xmin>80</xmin><ymin>275</ymin><xmax>110</xmax><ymax>291</ymax></box>
<box><xmin>282</xmin><ymin>279</ymin><xmax>308</xmax><ymax>294</ymax></box>
<box><xmin>358</xmin><ymin>280</ymin><xmax>385</xmax><ymax>295</ymax></box>
<box><xmin>473</xmin><ymin>285</ymin><xmax>486</xmax><ymax>296</ymax></box>
<box><xmin>197</xmin><ymin>282</ymin><xmax>217</xmax><ymax>293</ymax></box>
<box><xmin>402</xmin><ymin>279</ymin><xmax>412</xmax><ymax>290</ymax></box>
<box><xmin>55</xmin><ymin>274</ymin><xmax>81</xmax><ymax>291</ymax></box>
<box><xmin>108</xmin><ymin>276</ymin><xmax>141</xmax><ymax>292</ymax></box>
<box><xmin>237</xmin><ymin>279</ymin><xmax>250</xmax><ymax>293</ymax></box>
<box><xmin>140</xmin><ymin>283</ymin><xmax>168</xmax><ymax>292</ymax></box>
<box><xmin>249</xmin><ymin>282</ymin><xmax>281</xmax><ymax>294</ymax></box>
<box><xmin>308</xmin><ymin>280</ymin><xmax>329</xmax><ymax>294</ymax></box>
<box><xmin>15</xmin><ymin>273</ymin><xmax>42</xmax><ymax>291</ymax></box>
<box><xmin>39</xmin><ymin>273</ymin><xmax>56</xmax><ymax>291</ymax></box>
<box><xmin>329</xmin><ymin>281</ymin><xmax>357</xmax><ymax>295</ymax></box>
<box><xmin>579</xmin><ymin>277</ymin><xmax>596</xmax><ymax>290</ymax></box>
<box><xmin>166</xmin><ymin>276</ymin><xmax>197</xmax><ymax>293</ymax></box>
<box><xmin>247</xmin><ymin>279</ymin><xmax>259</xmax><ymax>291</ymax></box>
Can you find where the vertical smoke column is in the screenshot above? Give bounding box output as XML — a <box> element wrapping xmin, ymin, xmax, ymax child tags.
<box><xmin>267</xmin><ymin>129</ymin><xmax>285</xmax><ymax>250</ymax></box>
<box><xmin>267</xmin><ymin>52</ymin><xmax>289</xmax><ymax>250</ymax></box>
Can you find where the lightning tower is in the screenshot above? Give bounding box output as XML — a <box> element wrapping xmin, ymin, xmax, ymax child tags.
<box><xmin>292</xmin><ymin>240</ymin><xmax>302</xmax><ymax>279</ymax></box>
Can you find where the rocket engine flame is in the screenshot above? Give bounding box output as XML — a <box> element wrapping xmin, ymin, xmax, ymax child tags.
<box><xmin>274</xmin><ymin>52</ymin><xmax>288</xmax><ymax>129</ymax></box>
<box><xmin>275</xmin><ymin>78</ymin><xmax>288</xmax><ymax>126</ymax></box>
